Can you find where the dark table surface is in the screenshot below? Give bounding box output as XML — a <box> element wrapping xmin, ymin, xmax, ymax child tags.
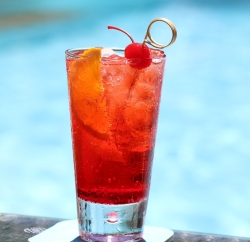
<box><xmin>0</xmin><ymin>213</ymin><xmax>249</xmax><ymax>242</ymax></box>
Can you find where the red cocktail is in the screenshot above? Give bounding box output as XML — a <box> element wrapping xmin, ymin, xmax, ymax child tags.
<box><xmin>65</xmin><ymin>18</ymin><xmax>176</xmax><ymax>242</ymax></box>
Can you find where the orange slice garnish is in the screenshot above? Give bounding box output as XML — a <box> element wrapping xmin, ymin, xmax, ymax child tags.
<box><xmin>69</xmin><ymin>48</ymin><xmax>110</xmax><ymax>138</ymax></box>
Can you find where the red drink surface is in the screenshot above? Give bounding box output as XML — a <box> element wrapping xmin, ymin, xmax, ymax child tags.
<box><xmin>66</xmin><ymin>48</ymin><xmax>165</xmax><ymax>205</ymax></box>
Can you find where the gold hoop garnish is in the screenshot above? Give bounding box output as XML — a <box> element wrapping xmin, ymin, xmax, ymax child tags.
<box><xmin>143</xmin><ymin>18</ymin><xmax>177</xmax><ymax>49</ymax></box>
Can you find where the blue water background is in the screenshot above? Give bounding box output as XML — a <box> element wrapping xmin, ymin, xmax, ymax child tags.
<box><xmin>1</xmin><ymin>0</ymin><xmax>250</xmax><ymax>237</ymax></box>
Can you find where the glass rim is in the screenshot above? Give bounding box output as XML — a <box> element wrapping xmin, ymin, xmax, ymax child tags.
<box><xmin>65</xmin><ymin>47</ymin><xmax>166</xmax><ymax>60</ymax></box>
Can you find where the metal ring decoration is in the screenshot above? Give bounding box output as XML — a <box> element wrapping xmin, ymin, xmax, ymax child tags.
<box><xmin>143</xmin><ymin>18</ymin><xmax>177</xmax><ymax>49</ymax></box>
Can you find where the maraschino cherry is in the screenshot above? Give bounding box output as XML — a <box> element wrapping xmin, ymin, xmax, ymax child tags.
<box><xmin>108</xmin><ymin>26</ymin><xmax>152</xmax><ymax>69</ymax></box>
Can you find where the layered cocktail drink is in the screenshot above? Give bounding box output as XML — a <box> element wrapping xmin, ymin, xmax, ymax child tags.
<box><xmin>65</xmin><ymin>18</ymin><xmax>176</xmax><ymax>242</ymax></box>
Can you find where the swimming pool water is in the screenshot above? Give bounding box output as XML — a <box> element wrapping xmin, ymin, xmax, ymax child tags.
<box><xmin>0</xmin><ymin>0</ymin><xmax>250</xmax><ymax>238</ymax></box>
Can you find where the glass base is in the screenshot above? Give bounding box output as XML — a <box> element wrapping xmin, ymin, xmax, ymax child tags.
<box><xmin>77</xmin><ymin>197</ymin><xmax>147</xmax><ymax>241</ymax></box>
<box><xmin>80</xmin><ymin>231</ymin><xmax>143</xmax><ymax>242</ymax></box>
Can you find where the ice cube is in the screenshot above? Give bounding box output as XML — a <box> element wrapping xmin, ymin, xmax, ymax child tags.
<box><xmin>101</xmin><ymin>48</ymin><xmax>116</xmax><ymax>57</ymax></box>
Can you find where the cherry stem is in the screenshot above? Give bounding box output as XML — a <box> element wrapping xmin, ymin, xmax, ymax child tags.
<box><xmin>108</xmin><ymin>26</ymin><xmax>134</xmax><ymax>43</ymax></box>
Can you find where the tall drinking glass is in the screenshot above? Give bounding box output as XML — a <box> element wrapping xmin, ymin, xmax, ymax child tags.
<box><xmin>65</xmin><ymin>18</ymin><xmax>176</xmax><ymax>242</ymax></box>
